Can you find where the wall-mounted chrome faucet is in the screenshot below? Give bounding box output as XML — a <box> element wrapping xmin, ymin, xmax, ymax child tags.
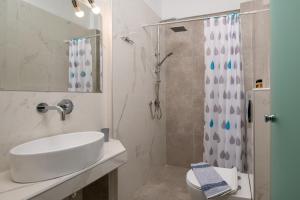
<box><xmin>36</xmin><ymin>99</ymin><xmax>74</xmax><ymax>121</ymax></box>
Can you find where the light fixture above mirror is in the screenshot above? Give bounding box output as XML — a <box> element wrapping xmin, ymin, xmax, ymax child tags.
<box><xmin>72</xmin><ymin>0</ymin><xmax>101</xmax><ymax>18</ymax></box>
<box><xmin>72</xmin><ymin>0</ymin><xmax>85</xmax><ymax>18</ymax></box>
<box><xmin>88</xmin><ymin>0</ymin><xmax>101</xmax><ymax>15</ymax></box>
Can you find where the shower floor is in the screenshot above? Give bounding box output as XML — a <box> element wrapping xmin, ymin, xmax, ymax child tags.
<box><xmin>133</xmin><ymin>165</ymin><xmax>191</xmax><ymax>200</ymax></box>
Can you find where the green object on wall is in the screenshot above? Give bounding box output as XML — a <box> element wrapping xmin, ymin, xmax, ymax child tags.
<box><xmin>271</xmin><ymin>1</ymin><xmax>300</xmax><ymax>199</ymax></box>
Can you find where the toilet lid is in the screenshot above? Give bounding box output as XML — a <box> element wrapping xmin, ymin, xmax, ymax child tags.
<box><xmin>186</xmin><ymin>167</ymin><xmax>238</xmax><ymax>191</ymax></box>
<box><xmin>186</xmin><ymin>169</ymin><xmax>202</xmax><ymax>190</ymax></box>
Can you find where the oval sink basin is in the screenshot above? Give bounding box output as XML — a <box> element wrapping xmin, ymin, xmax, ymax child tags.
<box><xmin>9</xmin><ymin>131</ymin><xmax>104</xmax><ymax>183</ymax></box>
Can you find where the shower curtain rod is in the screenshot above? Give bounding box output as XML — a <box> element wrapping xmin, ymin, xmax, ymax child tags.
<box><xmin>142</xmin><ymin>8</ymin><xmax>270</xmax><ymax>28</ymax></box>
<box><xmin>64</xmin><ymin>33</ymin><xmax>101</xmax><ymax>43</ymax></box>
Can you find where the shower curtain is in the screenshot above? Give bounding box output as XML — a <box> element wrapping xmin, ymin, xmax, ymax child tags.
<box><xmin>68</xmin><ymin>38</ymin><xmax>93</xmax><ymax>92</ymax></box>
<box><xmin>203</xmin><ymin>14</ymin><xmax>246</xmax><ymax>172</ymax></box>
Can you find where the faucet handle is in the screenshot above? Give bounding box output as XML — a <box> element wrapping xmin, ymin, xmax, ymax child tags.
<box><xmin>36</xmin><ymin>103</ymin><xmax>49</xmax><ymax>113</ymax></box>
<box><xmin>57</xmin><ymin>99</ymin><xmax>74</xmax><ymax>114</ymax></box>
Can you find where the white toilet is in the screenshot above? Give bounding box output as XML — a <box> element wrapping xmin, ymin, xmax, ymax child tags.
<box><xmin>186</xmin><ymin>167</ymin><xmax>252</xmax><ymax>200</ymax></box>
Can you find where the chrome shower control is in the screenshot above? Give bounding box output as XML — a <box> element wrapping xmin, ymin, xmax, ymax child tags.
<box><xmin>57</xmin><ymin>99</ymin><xmax>74</xmax><ymax>114</ymax></box>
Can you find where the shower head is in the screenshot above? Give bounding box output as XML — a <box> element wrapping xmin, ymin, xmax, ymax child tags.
<box><xmin>170</xmin><ymin>26</ymin><xmax>187</xmax><ymax>32</ymax></box>
<box><xmin>165</xmin><ymin>52</ymin><xmax>174</xmax><ymax>58</ymax></box>
<box><xmin>157</xmin><ymin>52</ymin><xmax>173</xmax><ymax>67</ymax></box>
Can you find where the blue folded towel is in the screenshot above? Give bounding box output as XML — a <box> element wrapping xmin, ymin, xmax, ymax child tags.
<box><xmin>191</xmin><ymin>162</ymin><xmax>232</xmax><ymax>199</ymax></box>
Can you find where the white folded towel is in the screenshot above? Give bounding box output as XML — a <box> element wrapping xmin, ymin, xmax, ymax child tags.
<box><xmin>191</xmin><ymin>163</ymin><xmax>237</xmax><ymax>199</ymax></box>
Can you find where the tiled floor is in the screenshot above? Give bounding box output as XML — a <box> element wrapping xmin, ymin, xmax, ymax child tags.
<box><xmin>133</xmin><ymin>165</ymin><xmax>191</xmax><ymax>200</ymax></box>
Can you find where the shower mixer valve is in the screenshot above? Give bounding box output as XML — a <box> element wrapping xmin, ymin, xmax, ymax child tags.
<box><xmin>149</xmin><ymin>99</ymin><xmax>162</xmax><ymax>120</ymax></box>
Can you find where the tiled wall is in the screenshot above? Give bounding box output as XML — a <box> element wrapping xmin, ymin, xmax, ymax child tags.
<box><xmin>253</xmin><ymin>89</ymin><xmax>271</xmax><ymax>200</ymax></box>
<box><xmin>164</xmin><ymin>21</ymin><xmax>205</xmax><ymax>167</ymax></box>
<box><xmin>241</xmin><ymin>2</ymin><xmax>256</xmax><ymax>174</ymax></box>
<box><xmin>241</xmin><ymin>1</ymin><xmax>270</xmax><ymax>91</ymax></box>
<box><xmin>253</xmin><ymin>1</ymin><xmax>270</xmax><ymax>89</ymax></box>
<box><xmin>112</xmin><ymin>1</ymin><xmax>167</xmax><ymax>200</ymax></box>
<box><xmin>240</xmin><ymin>0</ymin><xmax>270</xmax><ymax>175</ymax></box>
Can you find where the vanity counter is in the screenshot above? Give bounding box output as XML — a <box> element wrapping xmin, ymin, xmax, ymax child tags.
<box><xmin>0</xmin><ymin>139</ymin><xmax>127</xmax><ymax>200</ymax></box>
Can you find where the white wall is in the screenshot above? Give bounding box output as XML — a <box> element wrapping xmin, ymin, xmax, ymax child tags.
<box><xmin>161</xmin><ymin>0</ymin><xmax>251</xmax><ymax>19</ymax></box>
<box><xmin>23</xmin><ymin>0</ymin><xmax>101</xmax><ymax>29</ymax></box>
<box><xmin>143</xmin><ymin>0</ymin><xmax>162</xmax><ymax>17</ymax></box>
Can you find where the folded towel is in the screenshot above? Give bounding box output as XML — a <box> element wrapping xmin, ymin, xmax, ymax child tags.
<box><xmin>191</xmin><ymin>162</ymin><xmax>232</xmax><ymax>199</ymax></box>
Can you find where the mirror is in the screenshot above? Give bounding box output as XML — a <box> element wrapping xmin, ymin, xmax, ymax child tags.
<box><xmin>0</xmin><ymin>0</ymin><xmax>103</xmax><ymax>93</ymax></box>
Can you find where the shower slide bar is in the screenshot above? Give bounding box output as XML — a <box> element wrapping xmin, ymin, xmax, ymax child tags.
<box><xmin>142</xmin><ymin>8</ymin><xmax>270</xmax><ymax>28</ymax></box>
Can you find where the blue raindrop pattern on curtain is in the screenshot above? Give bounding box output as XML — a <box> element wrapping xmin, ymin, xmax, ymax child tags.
<box><xmin>203</xmin><ymin>14</ymin><xmax>246</xmax><ymax>172</ymax></box>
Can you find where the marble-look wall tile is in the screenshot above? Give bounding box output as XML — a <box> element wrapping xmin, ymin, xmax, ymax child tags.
<box><xmin>254</xmin><ymin>0</ymin><xmax>270</xmax><ymax>7</ymax></box>
<box><xmin>253</xmin><ymin>9</ymin><xmax>270</xmax><ymax>88</ymax></box>
<box><xmin>165</xmin><ymin>21</ymin><xmax>205</xmax><ymax>167</ymax></box>
<box><xmin>241</xmin><ymin>2</ymin><xmax>255</xmax><ymax>174</ymax></box>
<box><xmin>241</xmin><ymin>2</ymin><xmax>255</xmax><ymax>92</ymax></box>
<box><xmin>253</xmin><ymin>90</ymin><xmax>271</xmax><ymax>200</ymax></box>
<box><xmin>241</xmin><ymin>1</ymin><xmax>270</xmax><ymax>90</ymax></box>
<box><xmin>246</xmin><ymin>0</ymin><xmax>270</xmax><ymax>199</ymax></box>
<box><xmin>0</xmin><ymin>0</ymin><xmax>6</xmax><ymax>90</ymax></box>
<box><xmin>112</xmin><ymin>1</ymin><xmax>166</xmax><ymax>200</ymax></box>
<box><xmin>240</xmin><ymin>0</ymin><xmax>270</xmax><ymax>175</ymax></box>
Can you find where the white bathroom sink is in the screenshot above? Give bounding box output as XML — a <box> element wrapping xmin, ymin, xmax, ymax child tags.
<box><xmin>9</xmin><ymin>131</ymin><xmax>104</xmax><ymax>183</ymax></box>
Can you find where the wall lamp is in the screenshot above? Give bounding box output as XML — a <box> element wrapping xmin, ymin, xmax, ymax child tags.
<box><xmin>72</xmin><ymin>0</ymin><xmax>85</xmax><ymax>18</ymax></box>
<box><xmin>87</xmin><ymin>0</ymin><xmax>101</xmax><ymax>15</ymax></box>
<box><xmin>72</xmin><ymin>0</ymin><xmax>101</xmax><ymax>18</ymax></box>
